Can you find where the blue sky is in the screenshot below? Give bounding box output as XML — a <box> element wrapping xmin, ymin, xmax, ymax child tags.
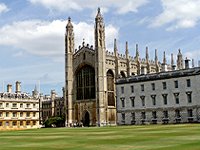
<box><xmin>0</xmin><ymin>0</ymin><xmax>200</xmax><ymax>96</ymax></box>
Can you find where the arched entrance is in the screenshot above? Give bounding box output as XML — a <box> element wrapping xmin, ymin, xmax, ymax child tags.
<box><xmin>83</xmin><ymin>111</ymin><xmax>90</xmax><ymax>127</ymax></box>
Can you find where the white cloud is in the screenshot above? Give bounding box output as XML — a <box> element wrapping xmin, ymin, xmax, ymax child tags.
<box><xmin>0</xmin><ymin>3</ymin><xmax>8</xmax><ymax>14</ymax></box>
<box><xmin>151</xmin><ymin>0</ymin><xmax>200</xmax><ymax>30</ymax></box>
<box><xmin>0</xmin><ymin>19</ymin><xmax>118</xmax><ymax>61</ymax></box>
<box><xmin>29</xmin><ymin>0</ymin><xmax>148</xmax><ymax>14</ymax></box>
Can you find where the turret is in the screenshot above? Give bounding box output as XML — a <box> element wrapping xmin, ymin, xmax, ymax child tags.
<box><xmin>95</xmin><ymin>8</ymin><xmax>107</xmax><ymax>126</ymax></box>
<box><xmin>155</xmin><ymin>49</ymin><xmax>159</xmax><ymax>73</ymax></box>
<box><xmin>125</xmin><ymin>41</ymin><xmax>130</xmax><ymax>77</ymax></box>
<box><xmin>65</xmin><ymin>17</ymin><xmax>75</xmax><ymax>126</ymax></box>
<box><xmin>162</xmin><ymin>51</ymin><xmax>167</xmax><ymax>72</ymax></box>
<box><xmin>135</xmin><ymin>44</ymin><xmax>140</xmax><ymax>75</ymax></box>
<box><xmin>177</xmin><ymin>49</ymin><xmax>183</xmax><ymax>70</ymax></box>
<box><xmin>114</xmin><ymin>39</ymin><xmax>119</xmax><ymax>78</ymax></box>
<box><xmin>145</xmin><ymin>46</ymin><xmax>150</xmax><ymax>73</ymax></box>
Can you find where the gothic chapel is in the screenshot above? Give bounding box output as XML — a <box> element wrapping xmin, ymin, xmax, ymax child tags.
<box><xmin>65</xmin><ymin>8</ymin><xmax>178</xmax><ymax>126</ymax></box>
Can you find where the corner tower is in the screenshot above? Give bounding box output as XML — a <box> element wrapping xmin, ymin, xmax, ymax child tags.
<box><xmin>95</xmin><ymin>8</ymin><xmax>107</xmax><ymax>126</ymax></box>
<box><xmin>65</xmin><ymin>17</ymin><xmax>74</xmax><ymax>126</ymax></box>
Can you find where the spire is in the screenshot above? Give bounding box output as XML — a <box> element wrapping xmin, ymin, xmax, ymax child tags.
<box><xmin>146</xmin><ymin>46</ymin><xmax>149</xmax><ymax>62</ymax></box>
<box><xmin>66</xmin><ymin>17</ymin><xmax>73</xmax><ymax>29</ymax></box>
<box><xmin>177</xmin><ymin>49</ymin><xmax>183</xmax><ymax>70</ymax></box>
<box><xmin>135</xmin><ymin>44</ymin><xmax>139</xmax><ymax>59</ymax></box>
<box><xmin>155</xmin><ymin>49</ymin><xmax>159</xmax><ymax>73</ymax></box>
<box><xmin>95</xmin><ymin>7</ymin><xmax>105</xmax><ymax>50</ymax></box>
<box><xmin>155</xmin><ymin>49</ymin><xmax>158</xmax><ymax>63</ymax></box>
<box><xmin>163</xmin><ymin>51</ymin><xmax>166</xmax><ymax>65</ymax></box>
<box><xmin>114</xmin><ymin>38</ymin><xmax>118</xmax><ymax>58</ymax></box>
<box><xmin>95</xmin><ymin>7</ymin><xmax>103</xmax><ymax>21</ymax></box>
<box><xmin>171</xmin><ymin>53</ymin><xmax>174</xmax><ymax>66</ymax></box>
<box><xmin>125</xmin><ymin>41</ymin><xmax>129</xmax><ymax>59</ymax></box>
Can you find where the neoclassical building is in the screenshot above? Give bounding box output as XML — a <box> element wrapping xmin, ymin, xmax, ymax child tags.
<box><xmin>116</xmin><ymin>62</ymin><xmax>200</xmax><ymax>125</ymax></box>
<box><xmin>65</xmin><ymin>8</ymin><xmax>177</xmax><ymax>126</ymax></box>
<box><xmin>0</xmin><ymin>81</ymin><xmax>40</xmax><ymax>129</ymax></box>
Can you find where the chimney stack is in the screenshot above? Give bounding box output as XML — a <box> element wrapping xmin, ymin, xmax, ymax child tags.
<box><xmin>7</xmin><ymin>84</ymin><xmax>12</xmax><ymax>93</ymax></box>
<box><xmin>16</xmin><ymin>81</ymin><xmax>21</xmax><ymax>94</ymax></box>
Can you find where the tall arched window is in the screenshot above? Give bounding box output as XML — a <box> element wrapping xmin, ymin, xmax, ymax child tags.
<box><xmin>107</xmin><ymin>70</ymin><xmax>115</xmax><ymax>106</ymax></box>
<box><xmin>76</xmin><ymin>65</ymin><xmax>95</xmax><ymax>100</ymax></box>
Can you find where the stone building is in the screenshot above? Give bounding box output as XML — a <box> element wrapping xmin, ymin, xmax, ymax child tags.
<box><xmin>116</xmin><ymin>59</ymin><xmax>200</xmax><ymax>125</ymax></box>
<box><xmin>0</xmin><ymin>81</ymin><xmax>40</xmax><ymax>129</ymax></box>
<box><xmin>41</xmin><ymin>89</ymin><xmax>65</xmax><ymax>122</ymax></box>
<box><xmin>65</xmin><ymin>8</ymin><xmax>170</xmax><ymax>126</ymax></box>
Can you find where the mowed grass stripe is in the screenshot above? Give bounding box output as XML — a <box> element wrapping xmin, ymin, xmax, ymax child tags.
<box><xmin>0</xmin><ymin>124</ymin><xmax>200</xmax><ymax>150</ymax></box>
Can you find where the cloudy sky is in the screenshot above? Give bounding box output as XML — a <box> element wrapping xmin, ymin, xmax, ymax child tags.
<box><xmin>0</xmin><ymin>0</ymin><xmax>200</xmax><ymax>96</ymax></box>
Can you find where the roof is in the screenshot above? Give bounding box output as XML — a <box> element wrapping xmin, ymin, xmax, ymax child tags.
<box><xmin>116</xmin><ymin>67</ymin><xmax>200</xmax><ymax>85</ymax></box>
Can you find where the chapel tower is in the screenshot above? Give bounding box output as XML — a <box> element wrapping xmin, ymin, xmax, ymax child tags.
<box><xmin>65</xmin><ymin>17</ymin><xmax>74</xmax><ymax>126</ymax></box>
<box><xmin>95</xmin><ymin>8</ymin><xmax>107</xmax><ymax>126</ymax></box>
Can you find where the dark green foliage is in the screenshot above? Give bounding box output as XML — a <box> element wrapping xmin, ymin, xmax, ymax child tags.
<box><xmin>43</xmin><ymin>116</ymin><xmax>65</xmax><ymax>127</ymax></box>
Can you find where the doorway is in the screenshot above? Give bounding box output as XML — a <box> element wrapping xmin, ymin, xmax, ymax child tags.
<box><xmin>83</xmin><ymin>111</ymin><xmax>90</xmax><ymax>127</ymax></box>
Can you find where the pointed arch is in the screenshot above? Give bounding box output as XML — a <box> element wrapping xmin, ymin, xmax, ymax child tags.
<box><xmin>82</xmin><ymin>110</ymin><xmax>90</xmax><ymax>127</ymax></box>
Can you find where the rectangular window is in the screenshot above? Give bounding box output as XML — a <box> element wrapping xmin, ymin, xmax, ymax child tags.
<box><xmin>174</xmin><ymin>80</ymin><xmax>178</xmax><ymax>88</ymax></box>
<box><xmin>20</xmin><ymin>121</ymin><xmax>23</xmax><ymax>126</ymax></box>
<box><xmin>6</xmin><ymin>112</ymin><xmax>9</xmax><ymax>117</ymax></box>
<box><xmin>12</xmin><ymin>121</ymin><xmax>17</xmax><ymax>126</ymax></box>
<box><xmin>26</xmin><ymin>103</ymin><xmax>30</xmax><ymax>108</ymax></box>
<box><xmin>0</xmin><ymin>103</ymin><xmax>3</xmax><ymax>108</ymax></box>
<box><xmin>131</xmin><ymin>112</ymin><xmax>135</xmax><ymax>121</ymax></box>
<box><xmin>187</xmin><ymin>93</ymin><xmax>192</xmax><ymax>103</ymax></box>
<box><xmin>131</xmin><ymin>85</ymin><xmax>134</xmax><ymax>93</ymax></box>
<box><xmin>130</xmin><ymin>97</ymin><xmax>135</xmax><ymax>107</ymax></box>
<box><xmin>33</xmin><ymin>104</ymin><xmax>36</xmax><ymax>108</ymax></box>
<box><xmin>20</xmin><ymin>103</ymin><xmax>23</xmax><ymax>108</ymax></box>
<box><xmin>163</xmin><ymin>111</ymin><xmax>168</xmax><ymax>118</ymax></box>
<box><xmin>26</xmin><ymin>121</ymin><xmax>30</xmax><ymax>125</ymax></box>
<box><xmin>26</xmin><ymin>112</ymin><xmax>30</xmax><ymax>117</ymax></box>
<box><xmin>141</xmin><ymin>112</ymin><xmax>146</xmax><ymax>119</ymax></box>
<box><xmin>121</xmin><ymin>113</ymin><xmax>125</xmax><ymax>121</ymax></box>
<box><xmin>12</xmin><ymin>112</ymin><xmax>17</xmax><ymax>117</ymax></box>
<box><xmin>121</xmin><ymin>98</ymin><xmax>125</xmax><ymax>108</ymax></box>
<box><xmin>12</xmin><ymin>103</ymin><xmax>17</xmax><ymax>108</ymax></box>
<box><xmin>187</xmin><ymin>109</ymin><xmax>193</xmax><ymax>117</ymax></box>
<box><xmin>121</xmin><ymin>87</ymin><xmax>124</xmax><ymax>94</ymax></box>
<box><xmin>0</xmin><ymin>112</ymin><xmax>2</xmax><ymax>117</ymax></box>
<box><xmin>33</xmin><ymin>121</ymin><xmax>36</xmax><ymax>125</ymax></box>
<box><xmin>142</xmin><ymin>99</ymin><xmax>145</xmax><ymax>106</ymax></box>
<box><xmin>163</xmin><ymin>94</ymin><xmax>168</xmax><ymax>105</ymax></box>
<box><xmin>162</xmin><ymin>82</ymin><xmax>167</xmax><ymax>90</ymax></box>
<box><xmin>0</xmin><ymin>122</ymin><xmax>2</xmax><ymax>126</ymax></box>
<box><xmin>186</xmin><ymin>79</ymin><xmax>191</xmax><ymax>87</ymax></box>
<box><xmin>175</xmin><ymin>109</ymin><xmax>181</xmax><ymax>118</ymax></box>
<box><xmin>33</xmin><ymin>112</ymin><xmax>36</xmax><ymax>117</ymax></box>
<box><xmin>151</xmin><ymin>95</ymin><xmax>156</xmax><ymax>106</ymax></box>
<box><xmin>152</xmin><ymin>111</ymin><xmax>157</xmax><ymax>119</ymax></box>
<box><xmin>141</xmin><ymin>84</ymin><xmax>144</xmax><ymax>91</ymax></box>
<box><xmin>174</xmin><ymin>93</ymin><xmax>179</xmax><ymax>104</ymax></box>
<box><xmin>6</xmin><ymin>103</ymin><xmax>9</xmax><ymax>107</ymax></box>
<box><xmin>151</xmin><ymin>83</ymin><xmax>155</xmax><ymax>91</ymax></box>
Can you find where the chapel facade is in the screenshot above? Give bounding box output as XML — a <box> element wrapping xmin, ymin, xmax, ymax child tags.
<box><xmin>65</xmin><ymin>8</ymin><xmax>178</xmax><ymax>126</ymax></box>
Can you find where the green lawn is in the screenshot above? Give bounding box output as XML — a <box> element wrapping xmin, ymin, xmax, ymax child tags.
<box><xmin>0</xmin><ymin>124</ymin><xmax>200</xmax><ymax>150</ymax></box>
